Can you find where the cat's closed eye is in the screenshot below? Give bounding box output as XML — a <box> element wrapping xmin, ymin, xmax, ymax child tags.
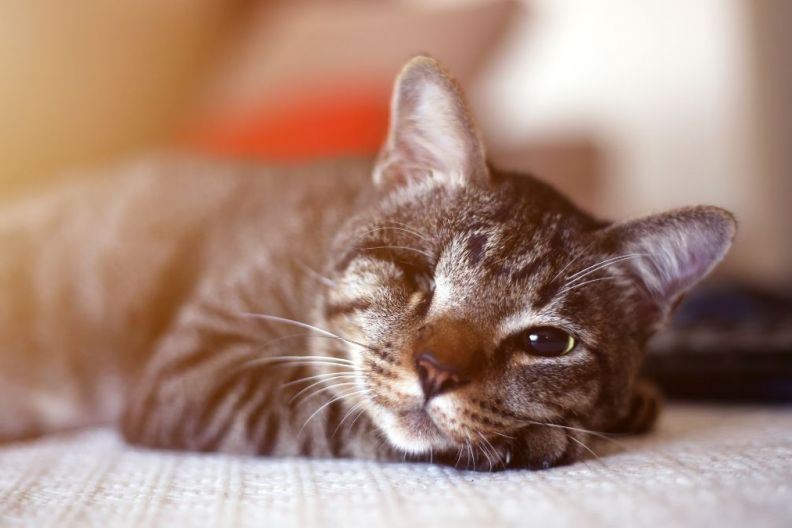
<box><xmin>361</xmin><ymin>243</ymin><xmax>435</xmax><ymax>296</ymax></box>
<box><xmin>403</xmin><ymin>265</ymin><xmax>434</xmax><ymax>295</ymax></box>
<box><xmin>518</xmin><ymin>327</ymin><xmax>577</xmax><ymax>357</ymax></box>
<box><xmin>402</xmin><ymin>265</ymin><xmax>435</xmax><ymax>315</ymax></box>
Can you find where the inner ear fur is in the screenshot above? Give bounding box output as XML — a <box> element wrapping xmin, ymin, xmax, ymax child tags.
<box><xmin>373</xmin><ymin>55</ymin><xmax>488</xmax><ymax>190</ymax></box>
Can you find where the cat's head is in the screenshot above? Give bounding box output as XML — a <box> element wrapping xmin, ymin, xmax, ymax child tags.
<box><xmin>316</xmin><ymin>56</ymin><xmax>736</xmax><ymax>468</ymax></box>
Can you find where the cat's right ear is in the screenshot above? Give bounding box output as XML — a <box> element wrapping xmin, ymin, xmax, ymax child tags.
<box><xmin>604</xmin><ymin>205</ymin><xmax>737</xmax><ymax>322</ymax></box>
<box><xmin>373</xmin><ymin>56</ymin><xmax>489</xmax><ymax>190</ymax></box>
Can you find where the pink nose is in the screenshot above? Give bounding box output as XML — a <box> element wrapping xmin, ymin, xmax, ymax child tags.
<box><xmin>415</xmin><ymin>352</ymin><xmax>470</xmax><ymax>401</ymax></box>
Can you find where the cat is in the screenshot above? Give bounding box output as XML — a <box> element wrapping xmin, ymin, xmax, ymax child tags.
<box><xmin>0</xmin><ymin>56</ymin><xmax>735</xmax><ymax>470</ymax></box>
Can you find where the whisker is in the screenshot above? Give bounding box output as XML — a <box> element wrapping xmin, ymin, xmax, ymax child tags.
<box><xmin>356</xmin><ymin>225</ymin><xmax>429</xmax><ymax>243</ymax></box>
<box><xmin>460</xmin><ymin>430</ymin><xmax>476</xmax><ymax>470</ymax></box>
<box><xmin>258</xmin><ymin>333</ymin><xmax>381</xmax><ymax>354</ymax></box>
<box><xmin>565</xmin><ymin>433</ymin><xmax>605</xmax><ymax>467</ymax></box>
<box><xmin>550</xmin><ymin>240</ymin><xmax>599</xmax><ymax>284</ymax></box>
<box><xmin>384</xmin><ymin>220</ymin><xmax>431</xmax><ymax>240</ymax></box>
<box><xmin>237</xmin><ymin>332</ymin><xmax>362</xmax><ymax>370</ymax></box>
<box><xmin>361</xmin><ymin>245</ymin><xmax>433</xmax><ymax>260</ymax></box>
<box><xmin>517</xmin><ymin>419</ymin><xmax>629</xmax><ymax>451</ymax></box>
<box><xmin>485</xmin><ymin>437</ymin><xmax>501</xmax><ymax>470</ymax></box>
<box><xmin>218</xmin><ymin>332</ymin><xmax>334</xmax><ymax>366</ymax></box>
<box><xmin>520</xmin><ymin>419</ymin><xmax>599</xmax><ymax>435</ymax></box>
<box><xmin>241</xmin><ymin>313</ymin><xmax>346</xmax><ymax>340</ymax></box>
<box><xmin>264</xmin><ymin>354</ymin><xmax>354</xmax><ymax>365</ymax></box>
<box><xmin>282</xmin><ymin>371</ymin><xmax>359</xmax><ymax>389</ymax></box>
<box><xmin>332</xmin><ymin>398</ymin><xmax>370</xmax><ymax>438</ymax></box>
<box><xmin>346</xmin><ymin>405</ymin><xmax>369</xmax><ymax>431</ymax></box>
<box><xmin>476</xmin><ymin>431</ymin><xmax>496</xmax><ymax>472</ymax></box>
<box><xmin>454</xmin><ymin>445</ymin><xmax>465</xmax><ymax>468</ymax></box>
<box><xmin>562</xmin><ymin>253</ymin><xmax>649</xmax><ymax>289</ymax></box>
<box><xmin>240</xmin><ymin>313</ymin><xmax>377</xmax><ymax>352</ymax></box>
<box><xmin>468</xmin><ymin>436</ymin><xmax>477</xmax><ymax>469</ymax></box>
<box><xmin>240</xmin><ymin>357</ymin><xmax>356</xmax><ymax>371</ymax></box>
<box><xmin>566</xmin><ymin>253</ymin><xmax>645</xmax><ymax>281</ymax></box>
<box><xmin>530</xmin><ymin>423</ymin><xmax>692</xmax><ymax>471</ymax></box>
<box><xmin>208</xmin><ymin>354</ymin><xmax>356</xmax><ymax>386</ymax></box>
<box><xmin>292</xmin><ymin>380</ymin><xmax>361</xmax><ymax>405</ymax></box>
<box><xmin>474</xmin><ymin>433</ymin><xmax>488</xmax><ymax>470</ymax></box>
<box><xmin>294</xmin><ymin>259</ymin><xmax>335</xmax><ymax>287</ymax></box>
<box><xmin>297</xmin><ymin>388</ymin><xmax>373</xmax><ymax>436</ymax></box>
<box><xmin>264</xmin><ymin>361</ymin><xmax>355</xmax><ymax>372</ymax></box>
<box><xmin>559</xmin><ymin>276</ymin><xmax>625</xmax><ymax>296</ymax></box>
<box><xmin>512</xmin><ymin>418</ymin><xmax>615</xmax><ymax>469</ymax></box>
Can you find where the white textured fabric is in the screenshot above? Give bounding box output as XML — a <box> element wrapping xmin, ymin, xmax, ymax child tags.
<box><xmin>1</xmin><ymin>405</ymin><xmax>791</xmax><ymax>528</ymax></box>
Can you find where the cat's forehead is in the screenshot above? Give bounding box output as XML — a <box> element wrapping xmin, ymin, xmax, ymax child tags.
<box><xmin>379</xmin><ymin>179</ymin><xmax>591</xmax><ymax>254</ymax></box>
<box><xmin>413</xmin><ymin>192</ymin><xmax>582</xmax><ymax>308</ymax></box>
<box><xmin>352</xmin><ymin>174</ymin><xmax>602</xmax><ymax>300</ymax></box>
<box><xmin>381</xmin><ymin>178</ymin><xmax>566</xmax><ymax>232</ymax></box>
<box><xmin>431</xmin><ymin>227</ymin><xmax>561</xmax><ymax>315</ymax></box>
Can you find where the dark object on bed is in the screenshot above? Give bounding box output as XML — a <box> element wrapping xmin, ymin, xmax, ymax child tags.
<box><xmin>645</xmin><ymin>283</ymin><xmax>792</xmax><ymax>403</ymax></box>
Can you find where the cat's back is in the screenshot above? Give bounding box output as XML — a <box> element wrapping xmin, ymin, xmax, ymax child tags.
<box><xmin>1</xmin><ymin>155</ymin><xmax>370</xmax><ymax>246</ymax></box>
<box><xmin>2</xmin><ymin>154</ymin><xmax>373</xmax><ymax>341</ymax></box>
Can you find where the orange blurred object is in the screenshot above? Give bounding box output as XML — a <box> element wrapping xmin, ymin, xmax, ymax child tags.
<box><xmin>183</xmin><ymin>83</ymin><xmax>390</xmax><ymax>159</ymax></box>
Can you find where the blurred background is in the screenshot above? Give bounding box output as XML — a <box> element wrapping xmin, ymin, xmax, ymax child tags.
<box><xmin>1</xmin><ymin>0</ymin><xmax>790</xmax><ymax>289</ymax></box>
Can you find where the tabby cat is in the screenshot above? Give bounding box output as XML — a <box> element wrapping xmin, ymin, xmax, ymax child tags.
<box><xmin>0</xmin><ymin>56</ymin><xmax>735</xmax><ymax>470</ymax></box>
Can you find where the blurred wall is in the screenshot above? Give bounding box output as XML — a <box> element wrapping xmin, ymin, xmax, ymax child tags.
<box><xmin>475</xmin><ymin>0</ymin><xmax>789</xmax><ymax>286</ymax></box>
<box><xmin>2</xmin><ymin>0</ymin><xmax>788</xmax><ymax>287</ymax></box>
<box><xmin>750</xmin><ymin>0</ymin><xmax>792</xmax><ymax>287</ymax></box>
<box><xmin>0</xmin><ymin>0</ymin><xmax>242</xmax><ymax>198</ymax></box>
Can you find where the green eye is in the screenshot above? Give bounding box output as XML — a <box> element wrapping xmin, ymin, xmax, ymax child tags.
<box><xmin>521</xmin><ymin>327</ymin><xmax>576</xmax><ymax>357</ymax></box>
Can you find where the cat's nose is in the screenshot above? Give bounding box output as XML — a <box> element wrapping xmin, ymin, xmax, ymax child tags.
<box><xmin>415</xmin><ymin>352</ymin><xmax>470</xmax><ymax>401</ymax></box>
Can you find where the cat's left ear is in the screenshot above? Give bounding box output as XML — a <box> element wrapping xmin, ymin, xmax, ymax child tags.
<box><xmin>605</xmin><ymin>206</ymin><xmax>737</xmax><ymax>318</ymax></box>
<box><xmin>373</xmin><ymin>55</ymin><xmax>488</xmax><ymax>189</ymax></box>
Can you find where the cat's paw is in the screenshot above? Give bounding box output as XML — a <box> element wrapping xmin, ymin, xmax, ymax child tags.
<box><xmin>609</xmin><ymin>380</ymin><xmax>662</xmax><ymax>435</ymax></box>
<box><xmin>426</xmin><ymin>423</ymin><xmax>592</xmax><ymax>471</ymax></box>
<box><xmin>506</xmin><ymin>424</ymin><xmax>589</xmax><ymax>470</ymax></box>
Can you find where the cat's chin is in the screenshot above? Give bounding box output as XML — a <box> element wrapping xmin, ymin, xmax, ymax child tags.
<box><xmin>376</xmin><ymin>407</ymin><xmax>455</xmax><ymax>455</ymax></box>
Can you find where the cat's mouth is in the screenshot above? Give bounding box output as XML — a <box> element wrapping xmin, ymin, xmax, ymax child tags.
<box><xmin>398</xmin><ymin>409</ymin><xmax>440</xmax><ymax>437</ymax></box>
<box><xmin>376</xmin><ymin>406</ymin><xmax>455</xmax><ymax>454</ymax></box>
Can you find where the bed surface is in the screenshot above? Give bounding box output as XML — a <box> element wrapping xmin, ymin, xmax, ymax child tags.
<box><xmin>1</xmin><ymin>405</ymin><xmax>791</xmax><ymax>528</ymax></box>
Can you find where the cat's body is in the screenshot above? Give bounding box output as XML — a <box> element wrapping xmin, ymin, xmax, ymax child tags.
<box><xmin>0</xmin><ymin>57</ymin><xmax>735</xmax><ymax>470</ymax></box>
<box><xmin>0</xmin><ymin>157</ymin><xmax>377</xmax><ymax>450</ymax></box>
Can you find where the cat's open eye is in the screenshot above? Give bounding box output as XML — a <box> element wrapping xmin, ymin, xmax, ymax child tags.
<box><xmin>519</xmin><ymin>327</ymin><xmax>576</xmax><ymax>357</ymax></box>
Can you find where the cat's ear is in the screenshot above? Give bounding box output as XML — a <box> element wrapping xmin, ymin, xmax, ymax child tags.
<box><xmin>605</xmin><ymin>206</ymin><xmax>736</xmax><ymax>316</ymax></box>
<box><xmin>373</xmin><ymin>55</ymin><xmax>488</xmax><ymax>189</ymax></box>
